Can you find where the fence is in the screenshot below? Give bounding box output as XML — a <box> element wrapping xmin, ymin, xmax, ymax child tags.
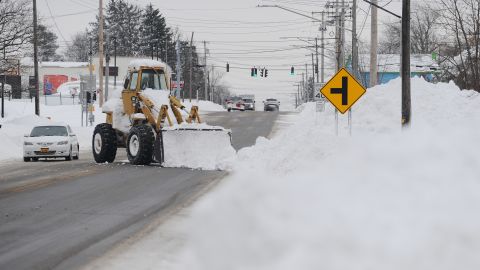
<box><xmin>42</xmin><ymin>93</ymin><xmax>81</xmax><ymax>106</ymax></box>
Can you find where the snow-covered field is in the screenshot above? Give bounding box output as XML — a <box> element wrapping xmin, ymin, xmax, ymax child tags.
<box><xmin>85</xmin><ymin>77</ymin><xmax>480</xmax><ymax>270</ymax></box>
<box><xmin>0</xmin><ymin>92</ymin><xmax>226</xmax><ymax>162</ymax></box>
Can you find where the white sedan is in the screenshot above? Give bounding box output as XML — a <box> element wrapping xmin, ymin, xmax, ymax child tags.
<box><xmin>23</xmin><ymin>124</ymin><xmax>80</xmax><ymax>162</ymax></box>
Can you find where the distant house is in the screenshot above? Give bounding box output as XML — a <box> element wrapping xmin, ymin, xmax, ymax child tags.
<box><xmin>358</xmin><ymin>54</ymin><xmax>440</xmax><ymax>88</ymax></box>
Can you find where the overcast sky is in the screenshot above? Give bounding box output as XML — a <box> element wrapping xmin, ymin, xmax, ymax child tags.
<box><xmin>37</xmin><ymin>0</ymin><xmax>425</xmax><ymax>108</ymax></box>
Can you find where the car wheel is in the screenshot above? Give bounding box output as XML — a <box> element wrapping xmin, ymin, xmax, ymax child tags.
<box><xmin>65</xmin><ymin>147</ymin><xmax>73</xmax><ymax>161</ymax></box>
<box><xmin>24</xmin><ymin>157</ymin><xmax>31</xmax><ymax>162</ymax></box>
<box><xmin>32</xmin><ymin>157</ymin><xmax>39</xmax><ymax>162</ymax></box>
<box><xmin>227</xmin><ymin>108</ymin><xmax>231</xmax><ymax>112</ymax></box>
<box><xmin>73</xmin><ymin>145</ymin><xmax>79</xmax><ymax>160</ymax></box>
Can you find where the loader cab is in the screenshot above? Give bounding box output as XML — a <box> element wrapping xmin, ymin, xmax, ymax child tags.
<box><xmin>124</xmin><ymin>68</ymin><xmax>169</xmax><ymax>92</ymax></box>
<box><xmin>139</xmin><ymin>69</ymin><xmax>168</xmax><ymax>90</ymax></box>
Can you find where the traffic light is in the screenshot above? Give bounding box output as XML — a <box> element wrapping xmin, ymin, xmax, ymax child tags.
<box><xmin>290</xmin><ymin>66</ymin><xmax>295</xmax><ymax>75</ymax></box>
<box><xmin>254</xmin><ymin>67</ymin><xmax>258</xmax><ymax>77</ymax></box>
<box><xmin>226</xmin><ymin>63</ymin><xmax>230</xmax><ymax>72</ymax></box>
<box><xmin>265</xmin><ymin>69</ymin><xmax>268</xmax><ymax>77</ymax></box>
<box><xmin>251</xmin><ymin>68</ymin><xmax>254</xmax><ymax>77</ymax></box>
<box><xmin>260</xmin><ymin>68</ymin><xmax>264</xmax><ymax>77</ymax></box>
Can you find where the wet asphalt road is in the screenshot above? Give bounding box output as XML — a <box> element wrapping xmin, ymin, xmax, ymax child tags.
<box><xmin>0</xmin><ymin>111</ymin><xmax>280</xmax><ymax>270</ymax></box>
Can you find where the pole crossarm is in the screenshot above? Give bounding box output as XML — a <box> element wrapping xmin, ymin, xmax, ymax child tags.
<box><xmin>257</xmin><ymin>5</ymin><xmax>322</xmax><ymax>22</ymax></box>
<box><xmin>362</xmin><ymin>0</ymin><xmax>401</xmax><ymax>18</ymax></box>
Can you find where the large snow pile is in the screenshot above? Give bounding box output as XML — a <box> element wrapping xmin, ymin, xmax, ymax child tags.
<box><xmin>167</xmin><ymin>77</ymin><xmax>480</xmax><ymax>269</ymax></box>
<box><xmin>96</xmin><ymin>77</ymin><xmax>480</xmax><ymax>270</ymax></box>
<box><xmin>162</xmin><ymin>123</ymin><xmax>235</xmax><ymax>170</ymax></box>
<box><xmin>162</xmin><ymin>78</ymin><xmax>480</xmax><ymax>269</ymax></box>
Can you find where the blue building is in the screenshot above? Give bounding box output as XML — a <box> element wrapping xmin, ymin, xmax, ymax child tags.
<box><xmin>358</xmin><ymin>54</ymin><xmax>440</xmax><ymax>88</ymax></box>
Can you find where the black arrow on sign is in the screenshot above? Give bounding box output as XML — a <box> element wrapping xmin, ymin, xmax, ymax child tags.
<box><xmin>331</xmin><ymin>76</ymin><xmax>348</xmax><ymax>105</ymax></box>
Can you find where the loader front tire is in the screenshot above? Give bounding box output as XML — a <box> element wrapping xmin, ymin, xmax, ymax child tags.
<box><xmin>92</xmin><ymin>123</ymin><xmax>117</xmax><ymax>163</ymax></box>
<box><xmin>126</xmin><ymin>125</ymin><xmax>154</xmax><ymax>165</ymax></box>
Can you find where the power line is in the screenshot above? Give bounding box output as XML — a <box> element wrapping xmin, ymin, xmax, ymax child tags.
<box><xmin>44</xmin><ymin>0</ymin><xmax>69</xmax><ymax>44</ymax></box>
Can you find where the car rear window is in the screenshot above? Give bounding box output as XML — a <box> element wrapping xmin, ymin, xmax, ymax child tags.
<box><xmin>243</xmin><ymin>99</ymin><xmax>253</xmax><ymax>103</ymax></box>
<box><xmin>30</xmin><ymin>126</ymin><xmax>68</xmax><ymax>137</ymax></box>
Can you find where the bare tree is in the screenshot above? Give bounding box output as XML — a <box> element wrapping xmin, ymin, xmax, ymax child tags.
<box><xmin>379</xmin><ymin>22</ymin><xmax>401</xmax><ymax>54</ymax></box>
<box><xmin>439</xmin><ymin>0</ymin><xmax>480</xmax><ymax>91</ymax></box>
<box><xmin>379</xmin><ymin>4</ymin><xmax>440</xmax><ymax>54</ymax></box>
<box><xmin>0</xmin><ymin>0</ymin><xmax>32</xmax><ymax>72</ymax></box>
<box><xmin>63</xmin><ymin>31</ymin><xmax>90</xmax><ymax>62</ymax></box>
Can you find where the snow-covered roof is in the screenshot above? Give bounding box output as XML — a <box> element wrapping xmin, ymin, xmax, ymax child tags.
<box><xmin>41</xmin><ymin>62</ymin><xmax>89</xmax><ymax>68</ymax></box>
<box><xmin>359</xmin><ymin>54</ymin><xmax>439</xmax><ymax>73</ymax></box>
<box><xmin>19</xmin><ymin>58</ymin><xmax>89</xmax><ymax>68</ymax></box>
<box><xmin>128</xmin><ymin>59</ymin><xmax>168</xmax><ymax>70</ymax></box>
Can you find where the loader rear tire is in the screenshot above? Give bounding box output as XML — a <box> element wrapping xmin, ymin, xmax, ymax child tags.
<box><xmin>126</xmin><ymin>124</ymin><xmax>154</xmax><ymax>165</ymax></box>
<box><xmin>92</xmin><ymin>123</ymin><xmax>117</xmax><ymax>163</ymax></box>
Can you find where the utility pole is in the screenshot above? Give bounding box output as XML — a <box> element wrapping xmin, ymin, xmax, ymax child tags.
<box><xmin>349</xmin><ymin>0</ymin><xmax>359</xmax><ymax>136</ymax></box>
<box><xmin>311</xmin><ymin>53</ymin><xmax>315</xmax><ymax>100</ymax></box>
<box><xmin>98</xmin><ymin>0</ymin><xmax>104</xmax><ymax>106</ymax></box>
<box><xmin>401</xmin><ymin>0</ymin><xmax>411</xmax><ymax>127</ymax></box>
<box><xmin>113</xmin><ymin>37</ymin><xmax>117</xmax><ymax>87</ymax></box>
<box><xmin>210</xmin><ymin>65</ymin><xmax>214</xmax><ymax>102</ymax></box>
<box><xmin>175</xmin><ymin>38</ymin><xmax>181</xmax><ymax>99</ymax></box>
<box><xmin>305</xmin><ymin>63</ymin><xmax>308</xmax><ymax>101</ymax></box>
<box><xmin>189</xmin><ymin>32</ymin><xmax>194</xmax><ymax>103</ymax></box>
<box><xmin>33</xmin><ymin>0</ymin><xmax>40</xmax><ymax>116</ymax></box>
<box><xmin>203</xmin><ymin>41</ymin><xmax>208</xmax><ymax>101</ymax></box>
<box><xmin>104</xmin><ymin>29</ymin><xmax>110</xmax><ymax>101</ymax></box>
<box><xmin>85</xmin><ymin>39</ymin><xmax>93</xmax><ymax>127</ymax></box>
<box><xmin>335</xmin><ymin>0</ymin><xmax>341</xmax><ymax>71</ymax></box>
<box><xmin>301</xmin><ymin>72</ymin><xmax>305</xmax><ymax>102</ymax></box>
<box><xmin>2</xmin><ymin>44</ymin><xmax>5</xmax><ymax>118</ymax></box>
<box><xmin>370</xmin><ymin>0</ymin><xmax>378</xmax><ymax>87</ymax></box>
<box><xmin>340</xmin><ymin>0</ymin><xmax>346</xmax><ymax>68</ymax></box>
<box><xmin>352</xmin><ymin>0</ymin><xmax>359</xmax><ymax>78</ymax></box>
<box><xmin>315</xmin><ymin>38</ymin><xmax>319</xmax><ymax>83</ymax></box>
<box><xmin>321</xmin><ymin>11</ymin><xmax>325</xmax><ymax>83</ymax></box>
<box><xmin>165</xmin><ymin>38</ymin><xmax>168</xmax><ymax>63</ymax></box>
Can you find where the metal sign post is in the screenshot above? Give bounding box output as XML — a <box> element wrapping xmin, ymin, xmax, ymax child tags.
<box><xmin>320</xmin><ymin>68</ymin><xmax>366</xmax><ymax>136</ymax></box>
<box><xmin>348</xmin><ymin>109</ymin><xmax>352</xmax><ymax>136</ymax></box>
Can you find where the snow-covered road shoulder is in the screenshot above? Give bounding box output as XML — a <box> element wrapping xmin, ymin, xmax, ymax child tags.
<box><xmin>86</xmin><ymin>77</ymin><xmax>480</xmax><ymax>270</ymax></box>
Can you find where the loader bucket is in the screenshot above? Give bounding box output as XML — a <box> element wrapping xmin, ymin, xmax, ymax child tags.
<box><xmin>159</xmin><ymin>126</ymin><xmax>235</xmax><ymax>170</ymax></box>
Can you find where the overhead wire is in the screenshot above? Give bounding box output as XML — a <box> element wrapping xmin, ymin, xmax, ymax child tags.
<box><xmin>44</xmin><ymin>0</ymin><xmax>69</xmax><ymax>44</ymax></box>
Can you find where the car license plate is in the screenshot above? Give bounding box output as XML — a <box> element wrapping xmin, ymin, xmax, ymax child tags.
<box><xmin>40</xmin><ymin>147</ymin><xmax>49</xmax><ymax>153</ymax></box>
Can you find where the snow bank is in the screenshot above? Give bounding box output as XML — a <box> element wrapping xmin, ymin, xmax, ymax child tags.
<box><xmin>0</xmin><ymin>100</ymin><xmax>105</xmax><ymax>161</ymax></box>
<box><xmin>163</xmin><ymin>77</ymin><xmax>480</xmax><ymax>269</ymax></box>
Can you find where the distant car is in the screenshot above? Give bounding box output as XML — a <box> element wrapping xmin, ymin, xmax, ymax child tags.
<box><xmin>242</xmin><ymin>98</ymin><xmax>255</xmax><ymax>111</ymax></box>
<box><xmin>240</xmin><ymin>95</ymin><xmax>255</xmax><ymax>111</ymax></box>
<box><xmin>226</xmin><ymin>97</ymin><xmax>245</xmax><ymax>112</ymax></box>
<box><xmin>23</xmin><ymin>124</ymin><xmax>80</xmax><ymax>162</ymax></box>
<box><xmin>263</xmin><ymin>98</ymin><xmax>280</xmax><ymax>111</ymax></box>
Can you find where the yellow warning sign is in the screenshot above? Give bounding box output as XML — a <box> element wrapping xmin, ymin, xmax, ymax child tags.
<box><xmin>320</xmin><ymin>68</ymin><xmax>366</xmax><ymax>114</ymax></box>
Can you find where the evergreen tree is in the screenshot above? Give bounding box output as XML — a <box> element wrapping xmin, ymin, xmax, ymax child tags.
<box><xmin>37</xmin><ymin>24</ymin><xmax>59</xmax><ymax>61</ymax></box>
<box><xmin>81</xmin><ymin>0</ymin><xmax>226</xmax><ymax>101</ymax></box>
<box><xmin>139</xmin><ymin>4</ymin><xmax>173</xmax><ymax>62</ymax></box>
<box><xmin>88</xmin><ymin>0</ymin><xmax>142</xmax><ymax>56</ymax></box>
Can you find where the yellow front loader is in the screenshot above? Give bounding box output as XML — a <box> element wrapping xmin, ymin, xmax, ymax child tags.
<box><xmin>92</xmin><ymin>61</ymin><xmax>232</xmax><ymax>166</ymax></box>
